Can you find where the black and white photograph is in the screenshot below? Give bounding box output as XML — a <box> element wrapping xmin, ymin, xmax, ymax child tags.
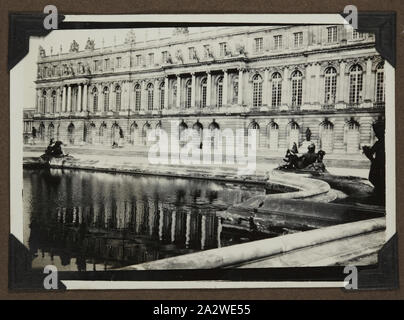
<box><xmin>9</xmin><ymin>13</ymin><xmax>396</xmax><ymax>290</ymax></box>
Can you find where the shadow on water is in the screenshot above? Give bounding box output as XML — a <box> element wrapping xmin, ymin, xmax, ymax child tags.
<box><xmin>23</xmin><ymin>168</ymin><xmax>276</xmax><ymax>271</ymax></box>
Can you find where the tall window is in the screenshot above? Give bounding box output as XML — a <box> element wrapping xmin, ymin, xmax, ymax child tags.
<box><xmin>103</xmin><ymin>86</ymin><xmax>109</xmax><ymax>111</ymax></box>
<box><xmin>148</xmin><ymin>53</ymin><xmax>154</xmax><ymax>66</ymax></box>
<box><xmin>92</xmin><ymin>87</ymin><xmax>98</xmax><ymax>112</ymax></box>
<box><xmin>324</xmin><ymin>67</ymin><xmax>337</xmax><ymax>104</ymax></box>
<box><xmin>159</xmin><ymin>82</ymin><xmax>165</xmax><ymax>109</ymax></box>
<box><xmin>116</xmin><ymin>57</ymin><xmax>121</xmax><ymax>68</ymax></box>
<box><xmin>201</xmin><ymin>78</ymin><xmax>207</xmax><ymax>108</ymax></box>
<box><xmin>294</xmin><ymin>32</ymin><xmax>303</xmax><ymax>48</ymax></box>
<box><xmin>72</xmin><ymin>87</ymin><xmax>78</xmax><ymax>111</ymax></box>
<box><xmin>203</xmin><ymin>45</ymin><xmax>210</xmax><ymax>58</ymax></box>
<box><xmin>41</xmin><ymin>90</ymin><xmax>47</xmax><ymax>113</ymax></box>
<box><xmin>104</xmin><ymin>59</ymin><xmax>110</xmax><ymax>70</ymax></box>
<box><xmin>376</xmin><ymin>62</ymin><xmax>385</xmax><ymax>103</ymax></box>
<box><xmin>188</xmin><ymin>47</ymin><xmax>195</xmax><ymax>60</ymax></box>
<box><xmin>216</xmin><ymin>77</ymin><xmax>223</xmax><ymax>108</ymax></box>
<box><xmin>327</xmin><ymin>26</ymin><xmax>338</xmax><ymax>43</ymax></box>
<box><xmin>252</xmin><ymin>74</ymin><xmax>263</xmax><ymax>108</ymax></box>
<box><xmin>115</xmin><ymin>85</ymin><xmax>121</xmax><ymax>111</ymax></box>
<box><xmin>232</xmin><ymin>77</ymin><xmax>238</xmax><ymax>104</ymax></box>
<box><xmin>254</xmin><ymin>37</ymin><xmax>263</xmax><ymax>53</ymax></box>
<box><xmin>134</xmin><ymin>84</ymin><xmax>141</xmax><ymax>111</ymax></box>
<box><xmin>349</xmin><ymin>65</ymin><xmax>363</xmax><ymax>105</ymax></box>
<box><xmin>161</xmin><ymin>51</ymin><xmax>168</xmax><ymax>63</ymax></box>
<box><xmin>274</xmin><ymin>35</ymin><xmax>282</xmax><ymax>50</ymax></box>
<box><xmin>147</xmin><ymin>83</ymin><xmax>154</xmax><ymax>110</ymax></box>
<box><xmin>51</xmin><ymin>90</ymin><xmax>57</xmax><ymax>113</ymax></box>
<box><xmin>219</xmin><ymin>42</ymin><xmax>227</xmax><ymax>57</ymax></box>
<box><xmin>271</xmin><ymin>72</ymin><xmax>282</xmax><ymax>108</ymax></box>
<box><xmin>185</xmin><ymin>80</ymin><xmax>192</xmax><ymax>109</ymax></box>
<box><xmin>136</xmin><ymin>55</ymin><xmax>142</xmax><ymax>66</ymax></box>
<box><xmin>291</xmin><ymin>70</ymin><xmax>303</xmax><ymax>107</ymax></box>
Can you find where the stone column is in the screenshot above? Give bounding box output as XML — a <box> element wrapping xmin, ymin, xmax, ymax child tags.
<box><xmin>365</xmin><ymin>57</ymin><xmax>373</xmax><ymax>102</ymax></box>
<box><xmin>176</xmin><ymin>75</ymin><xmax>181</xmax><ymax>109</ymax></box>
<box><xmin>223</xmin><ymin>69</ymin><xmax>228</xmax><ymax>106</ymax></box>
<box><xmin>97</xmin><ymin>84</ymin><xmax>103</xmax><ymax>112</ymax></box>
<box><xmin>313</xmin><ymin>64</ymin><xmax>321</xmax><ymax>105</ymax></box>
<box><xmin>281</xmin><ymin>67</ymin><xmax>289</xmax><ymax>107</ymax></box>
<box><xmin>83</xmin><ymin>84</ymin><xmax>88</xmax><ymax>112</ymax></box>
<box><xmin>237</xmin><ymin>68</ymin><xmax>243</xmax><ymax>105</ymax></box>
<box><xmin>77</xmin><ymin>84</ymin><xmax>82</xmax><ymax>112</ymax></box>
<box><xmin>337</xmin><ymin>61</ymin><xmax>346</xmax><ymax>103</ymax></box>
<box><xmin>164</xmin><ymin>77</ymin><xmax>169</xmax><ymax>109</ymax></box>
<box><xmin>207</xmin><ymin>71</ymin><xmax>212</xmax><ymax>107</ymax></box>
<box><xmin>154</xmin><ymin>79</ymin><xmax>160</xmax><ymax>110</ymax></box>
<box><xmin>109</xmin><ymin>83</ymin><xmax>114</xmax><ymax>111</ymax></box>
<box><xmin>191</xmin><ymin>73</ymin><xmax>196</xmax><ymax>108</ymax></box>
<box><xmin>35</xmin><ymin>90</ymin><xmax>39</xmax><ymax>113</ymax></box>
<box><xmin>141</xmin><ymin>80</ymin><xmax>147</xmax><ymax>110</ymax></box>
<box><xmin>62</xmin><ymin>86</ymin><xmax>66</xmax><ymax>112</ymax></box>
<box><xmin>263</xmin><ymin>68</ymin><xmax>269</xmax><ymax>106</ymax></box>
<box><xmin>67</xmin><ymin>86</ymin><xmax>72</xmax><ymax>112</ymax></box>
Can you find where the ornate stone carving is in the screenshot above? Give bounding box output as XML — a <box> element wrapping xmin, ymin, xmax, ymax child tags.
<box><xmin>38</xmin><ymin>46</ymin><xmax>46</xmax><ymax>58</ymax></box>
<box><xmin>124</xmin><ymin>29</ymin><xmax>136</xmax><ymax>45</ymax></box>
<box><xmin>173</xmin><ymin>27</ymin><xmax>189</xmax><ymax>36</ymax></box>
<box><xmin>175</xmin><ymin>49</ymin><xmax>184</xmax><ymax>64</ymax></box>
<box><xmin>84</xmin><ymin>38</ymin><xmax>95</xmax><ymax>50</ymax></box>
<box><xmin>69</xmin><ymin>40</ymin><xmax>79</xmax><ymax>53</ymax></box>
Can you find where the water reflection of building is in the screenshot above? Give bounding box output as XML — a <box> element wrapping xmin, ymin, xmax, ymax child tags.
<box><xmin>24</xmin><ymin>169</ymin><xmax>261</xmax><ymax>270</ymax></box>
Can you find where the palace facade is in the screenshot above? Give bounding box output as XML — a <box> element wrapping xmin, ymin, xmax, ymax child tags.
<box><xmin>24</xmin><ymin>25</ymin><xmax>385</xmax><ymax>156</ymax></box>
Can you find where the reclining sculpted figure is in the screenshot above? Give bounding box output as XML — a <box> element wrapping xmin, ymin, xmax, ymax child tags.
<box><xmin>281</xmin><ymin>143</ymin><xmax>327</xmax><ymax>172</ymax></box>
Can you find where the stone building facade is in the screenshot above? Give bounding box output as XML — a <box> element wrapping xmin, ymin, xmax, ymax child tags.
<box><xmin>24</xmin><ymin>25</ymin><xmax>385</xmax><ymax>156</ymax></box>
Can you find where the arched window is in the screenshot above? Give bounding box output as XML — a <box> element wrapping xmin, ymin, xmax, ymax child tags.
<box><xmin>41</xmin><ymin>91</ymin><xmax>47</xmax><ymax>113</ymax></box>
<box><xmin>51</xmin><ymin>90</ymin><xmax>57</xmax><ymax>113</ymax></box>
<box><xmin>248</xmin><ymin>120</ymin><xmax>260</xmax><ymax>148</ymax></box>
<box><xmin>115</xmin><ymin>85</ymin><xmax>121</xmax><ymax>111</ymax></box>
<box><xmin>103</xmin><ymin>86</ymin><xmax>109</xmax><ymax>111</ymax></box>
<box><xmin>99</xmin><ymin>122</ymin><xmax>107</xmax><ymax>144</ymax></box>
<box><xmin>142</xmin><ymin>122</ymin><xmax>151</xmax><ymax>145</ymax></box>
<box><xmin>179</xmin><ymin>121</ymin><xmax>188</xmax><ymax>143</ymax></box>
<box><xmin>38</xmin><ymin>122</ymin><xmax>45</xmax><ymax>141</ymax></box>
<box><xmin>319</xmin><ymin>120</ymin><xmax>334</xmax><ymax>153</ymax></box>
<box><xmin>172</xmin><ymin>83</ymin><xmax>177</xmax><ymax>107</ymax></box>
<box><xmin>134</xmin><ymin>84</ymin><xmax>141</xmax><ymax>111</ymax></box>
<box><xmin>252</xmin><ymin>74</ymin><xmax>263</xmax><ymax>108</ymax></box>
<box><xmin>147</xmin><ymin>83</ymin><xmax>154</xmax><ymax>110</ymax></box>
<box><xmin>375</xmin><ymin>62</ymin><xmax>385</xmax><ymax>104</ymax></box>
<box><xmin>201</xmin><ymin>78</ymin><xmax>207</xmax><ymax>108</ymax></box>
<box><xmin>72</xmin><ymin>86</ymin><xmax>78</xmax><ymax>112</ymax></box>
<box><xmin>271</xmin><ymin>72</ymin><xmax>282</xmax><ymax>108</ymax></box>
<box><xmin>345</xmin><ymin>119</ymin><xmax>360</xmax><ymax>153</ymax></box>
<box><xmin>130</xmin><ymin>122</ymin><xmax>138</xmax><ymax>145</ymax></box>
<box><xmin>67</xmin><ymin>123</ymin><xmax>75</xmax><ymax>145</ymax></box>
<box><xmin>288</xmin><ymin>121</ymin><xmax>300</xmax><ymax>148</ymax></box>
<box><xmin>216</xmin><ymin>76</ymin><xmax>223</xmax><ymax>108</ymax></box>
<box><xmin>291</xmin><ymin>70</ymin><xmax>303</xmax><ymax>107</ymax></box>
<box><xmin>267</xmin><ymin>122</ymin><xmax>279</xmax><ymax>151</ymax></box>
<box><xmin>185</xmin><ymin>80</ymin><xmax>192</xmax><ymax>109</ymax></box>
<box><xmin>349</xmin><ymin>65</ymin><xmax>363</xmax><ymax>105</ymax></box>
<box><xmin>324</xmin><ymin>67</ymin><xmax>337</xmax><ymax>104</ymax></box>
<box><xmin>92</xmin><ymin>87</ymin><xmax>98</xmax><ymax>112</ymax></box>
<box><xmin>48</xmin><ymin>123</ymin><xmax>55</xmax><ymax>140</ymax></box>
<box><xmin>232</xmin><ymin>77</ymin><xmax>238</xmax><ymax>104</ymax></box>
<box><xmin>159</xmin><ymin>82</ymin><xmax>165</xmax><ymax>110</ymax></box>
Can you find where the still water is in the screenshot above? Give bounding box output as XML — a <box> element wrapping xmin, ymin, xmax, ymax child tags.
<box><xmin>23</xmin><ymin>168</ymin><xmax>269</xmax><ymax>271</ymax></box>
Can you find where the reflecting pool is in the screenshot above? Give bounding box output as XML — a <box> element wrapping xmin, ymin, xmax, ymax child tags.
<box><xmin>23</xmin><ymin>168</ymin><xmax>271</xmax><ymax>271</ymax></box>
